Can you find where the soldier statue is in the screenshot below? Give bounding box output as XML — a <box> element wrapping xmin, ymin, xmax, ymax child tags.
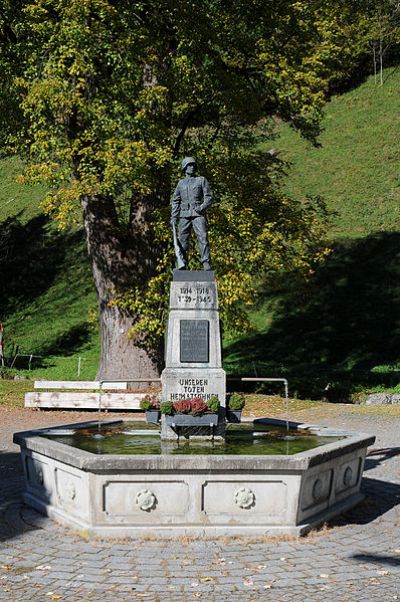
<box><xmin>171</xmin><ymin>157</ymin><xmax>213</xmax><ymax>271</ymax></box>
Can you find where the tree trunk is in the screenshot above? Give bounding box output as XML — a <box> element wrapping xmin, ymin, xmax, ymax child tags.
<box><xmin>98</xmin><ymin>304</ymin><xmax>160</xmax><ymax>383</ymax></box>
<box><xmin>81</xmin><ymin>194</ymin><xmax>162</xmax><ymax>382</ymax></box>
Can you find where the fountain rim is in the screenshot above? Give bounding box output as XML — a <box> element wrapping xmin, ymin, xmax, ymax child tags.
<box><xmin>13</xmin><ymin>418</ymin><xmax>375</xmax><ymax>473</ymax></box>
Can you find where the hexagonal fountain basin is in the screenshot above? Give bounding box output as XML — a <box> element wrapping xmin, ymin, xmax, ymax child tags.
<box><xmin>14</xmin><ymin>419</ymin><xmax>375</xmax><ymax>537</ymax></box>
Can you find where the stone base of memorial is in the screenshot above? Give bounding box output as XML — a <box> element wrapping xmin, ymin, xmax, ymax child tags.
<box><xmin>165</xmin><ymin>413</ymin><xmax>218</xmax><ymax>427</ymax></box>
<box><xmin>161</xmin><ymin>270</ymin><xmax>226</xmax><ymax>440</ymax></box>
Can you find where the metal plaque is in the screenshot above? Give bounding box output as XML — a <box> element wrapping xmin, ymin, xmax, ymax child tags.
<box><xmin>180</xmin><ymin>320</ymin><xmax>209</xmax><ymax>363</ymax></box>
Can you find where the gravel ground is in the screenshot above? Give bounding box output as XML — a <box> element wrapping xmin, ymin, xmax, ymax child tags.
<box><xmin>0</xmin><ymin>405</ymin><xmax>399</xmax><ymax>601</ymax></box>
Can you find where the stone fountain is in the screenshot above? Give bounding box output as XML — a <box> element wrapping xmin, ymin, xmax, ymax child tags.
<box><xmin>14</xmin><ymin>269</ymin><xmax>374</xmax><ymax>537</ymax></box>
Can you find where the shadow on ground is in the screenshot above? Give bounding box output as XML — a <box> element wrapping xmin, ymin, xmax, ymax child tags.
<box><xmin>327</xmin><ymin>476</ymin><xmax>400</xmax><ymax>528</ymax></box>
<box><xmin>225</xmin><ymin>232</ymin><xmax>400</xmax><ymax>398</ymax></box>
<box><xmin>352</xmin><ymin>553</ymin><xmax>400</xmax><ymax>566</ymax></box>
<box><xmin>364</xmin><ymin>447</ymin><xmax>400</xmax><ymax>471</ymax></box>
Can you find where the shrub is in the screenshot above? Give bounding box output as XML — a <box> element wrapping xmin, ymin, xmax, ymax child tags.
<box><xmin>207</xmin><ymin>395</ymin><xmax>220</xmax><ymax>413</ymax></box>
<box><xmin>173</xmin><ymin>399</ymin><xmax>192</xmax><ymax>414</ymax></box>
<box><xmin>160</xmin><ymin>401</ymin><xmax>174</xmax><ymax>415</ymax></box>
<box><xmin>140</xmin><ymin>394</ymin><xmax>160</xmax><ymax>411</ymax></box>
<box><xmin>228</xmin><ymin>392</ymin><xmax>245</xmax><ymax>411</ymax></box>
<box><xmin>190</xmin><ymin>397</ymin><xmax>209</xmax><ymax>416</ymax></box>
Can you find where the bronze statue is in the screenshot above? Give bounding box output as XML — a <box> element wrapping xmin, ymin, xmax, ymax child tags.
<box><xmin>171</xmin><ymin>157</ymin><xmax>213</xmax><ymax>270</ymax></box>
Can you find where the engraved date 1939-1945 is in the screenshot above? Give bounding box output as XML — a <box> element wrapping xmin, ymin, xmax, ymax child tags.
<box><xmin>178</xmin><ymin>287</ymin><xmax>212</xmax><ymax>304</ymax></box>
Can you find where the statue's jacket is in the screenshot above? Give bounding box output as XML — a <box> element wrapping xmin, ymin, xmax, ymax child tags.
<box><xmin>172</xmin><ymin>175</ymin><xmax>213</xmax><ymax>219</ymax></box>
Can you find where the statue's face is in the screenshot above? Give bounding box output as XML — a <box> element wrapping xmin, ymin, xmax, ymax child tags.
<box><xmin>185</xmin><ymin>163</ymin><xmax>196</xmax><ymax>176</ymax></box>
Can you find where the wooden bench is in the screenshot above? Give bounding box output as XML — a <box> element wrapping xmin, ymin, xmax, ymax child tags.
<box><xmin>24</xmin><ymin>380</ymin><xmax>159</xmax><ymax>410</ymax></box>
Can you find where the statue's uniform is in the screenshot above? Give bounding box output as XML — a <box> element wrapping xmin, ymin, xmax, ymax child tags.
<box><xmin>171</xmin><ymin>175</ymin><xmax>213</xmax><ymax>267</ymax></box>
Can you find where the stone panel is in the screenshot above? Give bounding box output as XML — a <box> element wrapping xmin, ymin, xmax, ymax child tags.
<box><xmin>301</xmin><ymin>469</ymin><xmax>333</xmax><ymax>510</ymax></box>
<box><xmin>103</xmin><ymin>480</ymin><xmax>190</xmax><ymax>520</ymax></box>
<box><xmin>162</xmin><ymin>367</ymin><xmax>226</xmax><ymax>404</ymax></box>
<box><xmin>202</xmin><ymin>480</ymin><xmax>288</xmax><ymax>523</ymax></box>
<box><xmin>55</xmin><ymin>467</ymin><xmax>88</xmax><ymax>519</ymax></box>
<box><xmin>26</xmin><ymin>455</ymin><xmax>51</xmax><ymax>494</ymax></box>
<box><xmin>335</xmin><ymin>456</ymin><xmax>362</xmax><ymax>494</ymax></box>
<box><xmin>170</xmin><ymin>280</ymin><xmax>218</xmax><ymax>311</ymax></box>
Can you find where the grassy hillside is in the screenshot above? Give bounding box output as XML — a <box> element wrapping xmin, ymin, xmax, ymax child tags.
<box><xmin>224</xmin><ymin>68</ymin><xmax>400</xmax><ymax>398</ymax></box>
<box><xmin>0</xmin><ymin>158</ymin><xmax>99</xmax><ymax>380</ymax></box>
<box><xmin>275</xmin><ymin>70</ymin><xmax>400</xmax><ymax>239</ymax></box>
<box><xmin>1</xmin><ymin>68</ymin><xmax>399</xmax><ymax>394</ymax></box>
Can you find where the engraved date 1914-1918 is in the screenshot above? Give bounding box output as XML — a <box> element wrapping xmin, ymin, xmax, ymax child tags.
<box><xmin>178</xmin><ymin>287</ymin><xmax>212</xmax><ymax>304</ymax></box>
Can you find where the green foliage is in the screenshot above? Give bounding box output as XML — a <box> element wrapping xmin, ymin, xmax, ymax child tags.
<box><xmin>206</xmin><ymin>395</ymin><xmax>220</xmax><ymax>413</ymax></box>
<box><xmin>0</xmin><ymin>0</ymin><xmax>365</xmax><ymax>356</ymax></box>
<box><xmin>140</xmin><ymin>394</ymin><xmax>159</xmax><ymax>411</ymax></box>
<box><xmin>160</xmin><ymin>401</ymin><xmax>174</xmax><ymax>416</ymax></box>
<box><xmin>228</xmin><ymin>392</ymin><xmax>245</xmax><ymax>411</ymax></box>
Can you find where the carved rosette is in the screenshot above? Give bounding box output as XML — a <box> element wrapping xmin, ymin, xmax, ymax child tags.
<box><xmin>234</xmin><ymin>487</ymin><xmax>255</xmax><ymax>509</ymax></box>
<box><xmin>65</xmin><ymin>482</ymin><xmax>76</xmax><ymax>501</ymax></box>
<box><xmin>312</xmin><ymin>478</ymin><xmax>323</xmax><ymax>502</ymax></box>
<box><xmin>135</xmin><ymin>489</ymin><xmax>157</xmax><ymax>511</ymax></box>
<box><xmin>35</xmin><ymin>466</ymin><xmax>44</xmax><ymax>486</ymax></box>
<box><xmin>343</xmin><ymin>466</ymin><xmax>353</xmax><ymax>487</ymax></box>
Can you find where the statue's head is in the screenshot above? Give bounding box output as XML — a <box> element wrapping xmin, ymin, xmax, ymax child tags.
<box><xmin>181</xmin><ymin>156</ymin><xmax>196</xmax><ymax>174</ymax></box>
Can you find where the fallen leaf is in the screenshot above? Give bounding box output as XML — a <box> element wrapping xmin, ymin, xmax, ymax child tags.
<box><xmin>377</xmin><ymin>570</ymin><xmax>389</xmax><ymax>576</ymax></box>
<box><xmin>191</xmin><ymin>582</ymin><xmax>199</xmax><ymax>587</ymax></box>
<box><xmin>200</xmin><ymin>577</ymin><xmax>214</xmax><ymax>582</ymax></box>
<box><xmin>280</xmin><ymin>557</ymin><xmax>287</xmax><ymax>562</ymax></box>
<box><xmin>243</xmin><ymin>579</ymin><xmax>254</xmax><ymax>586</ymax></box>
<box><xmin>320</xmin><ymin>574</ymin><xmax>329</xmax><ymax>578</ymax></box>
<box><xmin>51</xmin><ymin>596</ymin><xmax>61</xmax><ymax>601</ymax></box>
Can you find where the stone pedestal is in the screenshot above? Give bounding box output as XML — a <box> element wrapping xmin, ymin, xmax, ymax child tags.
<box><xmin>161</xmin><ymin>270</ymin><xmax>226</xmax><ymax>440</ymax></box>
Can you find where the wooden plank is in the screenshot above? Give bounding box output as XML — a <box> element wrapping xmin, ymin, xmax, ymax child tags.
<box><xmin>34</xmin><ymin>381</ymin><xmax>129</xmax><ymax>390</ymax></box>
<box><xmin>25</xmin><ymin>391</ymin><xmax>144</xmax><ymax>410</ymax></box>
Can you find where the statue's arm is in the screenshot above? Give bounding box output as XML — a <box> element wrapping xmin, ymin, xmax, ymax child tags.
<box><xmin>199</xmin><ymin>177</ymin><xmax>213</xmax><ymax>212</ymax></box>
<box><xmin>171</xmin><ymin>183</ymin><xmax>181</xmax><ymax>222</ymax></box>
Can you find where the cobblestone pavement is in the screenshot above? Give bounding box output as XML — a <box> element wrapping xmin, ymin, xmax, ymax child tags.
<box><xmin>0</xmin><ymin>407</ymin><xmax>399</xmax><ymax>601</ymax></box>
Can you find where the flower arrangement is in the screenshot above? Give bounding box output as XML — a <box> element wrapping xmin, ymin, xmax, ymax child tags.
<box><xmin>140</xmin><ymin>394</ymin><xmax>160</xmax><ymax>412</ymax></box>
<box><xmin>160</xmin><ymin>396</ymin><xmax>220</xmax><ymax>416</ymax></box>
<box><xmin>227</xmin><ymin>392</ymin><xmax>245</xmax><ymax>411</ymax></box>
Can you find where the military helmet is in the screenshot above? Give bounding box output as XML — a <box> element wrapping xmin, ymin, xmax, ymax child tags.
<box><xmin>181</xmin><ymin>156</ymin><xmax>196</xmax><ymax>172</ymax></box>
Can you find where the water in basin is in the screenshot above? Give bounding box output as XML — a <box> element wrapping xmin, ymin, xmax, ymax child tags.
<box><xmin>43</xmin><ymin>421</ymin><xmax>342</xmax><ymax>455</ymax></box>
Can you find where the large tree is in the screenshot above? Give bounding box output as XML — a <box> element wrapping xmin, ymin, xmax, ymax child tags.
<box><xmin>0</xmin><ymin>0</ymin><xmax>361</xmax><ymax>379</ymax></box>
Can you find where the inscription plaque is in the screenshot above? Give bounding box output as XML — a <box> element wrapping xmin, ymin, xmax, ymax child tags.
<box><xmin>180</xmin><ymin>320</ymin><xmax>209</xmax><ymax>363</ymax></box>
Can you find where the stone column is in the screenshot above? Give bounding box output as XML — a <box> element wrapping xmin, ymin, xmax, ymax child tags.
<box><xmin>161</xmin><ymin>270</ymin><xmax>226</xmax><ymax>440</ymax></box>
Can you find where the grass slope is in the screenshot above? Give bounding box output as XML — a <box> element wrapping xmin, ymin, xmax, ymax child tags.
<box><xmin>275</xmin><ymin>69</ymin><xmax>400</xmax><ymax>239</ymax></box>
<box><xmin>224</xmin><ymin>68</ymin><xmax>400</xmax><ymax>398</ymax></box>
<box><xmin>0</xmin><ymin>158</ymin><xmax>99</xmax><ymax>380</ymax></box>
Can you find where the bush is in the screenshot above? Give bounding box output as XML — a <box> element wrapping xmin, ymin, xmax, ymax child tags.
<box><xmin>173</xmin><ymin>399</ymin><xmax>192</xmax><ymax>414</ymax></box>
<box><xmin>228</xmin><ymin>392</ymin><xmax>245</xmax><ymax>411</ymax></box>
<box><xmin>160</xmin><ymin>401</ymin><xmax>174</xmax><ymax>415</ymax></box>
<box><xmin>190</xmin><ymin>397</ymin><xmax>209</xmax><ymax>415</ymax></box>
<box><xmin>207</xmin><ymin>395</ymin><xmax>220</xmax><ymax>413</ymax></box>
<box><xmin>140</xmin><ymin>394</ymin><xmax>160</xmax><ymax>411</ymax></box>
